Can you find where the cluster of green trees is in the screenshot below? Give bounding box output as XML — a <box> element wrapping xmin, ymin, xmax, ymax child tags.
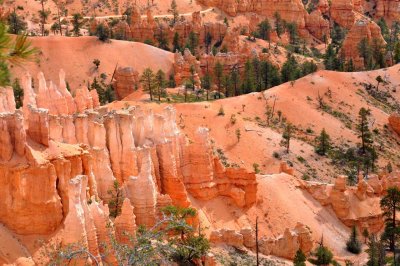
<box><xmin>199</xmin><ymin>55</ymin><xmax>317</xmax><ymax>101</ymax></box>
<box><xmin>48</xmin><ymin>204</ymin><xmax>210</xmax><ymax>265</ymax></box>
<box><xmin>324</xmin><ymin>20</ymin><xmax>400</xmax><ymax>71</ymax></box>
<box><xmin>140</xmin><ymin>68</ymin><xmax>168</xmax><ymax>101</ymax></box>
<box><xmin>89</xmin><ymin>73</ymin><xmax>115</xmax><ymax>105</ymax></box>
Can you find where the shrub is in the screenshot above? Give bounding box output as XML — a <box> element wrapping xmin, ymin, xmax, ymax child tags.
<box><xmin>346</xmin><ymin>226</ymin><xmax>362</xmax><ymax>254</ymax></box>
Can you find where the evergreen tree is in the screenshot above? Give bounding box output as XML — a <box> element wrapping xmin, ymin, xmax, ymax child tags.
<box><xmin>394</xmin><ymin>42</ymin><xmax>400</xmax><ymax>64</ymax></box>
<box><xmin>7</xmin><ymin>9</ymin><xmax>27</xmax><ymax>34</ymax></box>
<box><xmin>357</xmin><ymin>107</ymin><xmax>373</xmax><ymax>154</ymax></box>
<box><xmin>169</xmin><ymin>0</ymin><xmax>179</xmax><ymax>26</ymax></box>
<box><xmin>366</xmin><ymin>234</ymin><xmax>386</xmax><ymax>266</ymax></box>
<box><xmin>186</xmin><ymin>31</ymin><xmax>198</xmax><ymax>55</ymax></box>
<box><xmin>315</xmin><ymin>128</ymin><xmax>331</xmax><ymax>156</ymax></box>
<box><xmin>281</xmin><ymin>123</ymin><xmax>293</xmax><ymax>153</ymax></box>
<box><xmin>294</xmin><ymin>249</ymin><xmax>306</xmax><ymax>266</ymax></box>
<box><xmin>201</xmin><ymin>73</ymin><xmax>212</xmax><ymax>100</ymax></box>
<box><xmin>230</xmin><ymin>66</ymin><xmax>240</xmax><ymax>96</ymax></box>
<box><xmin>281</xmin><ymin>54</ymin><xmax>300</xmax><ymax>82</ymax></box>
<box><xmin>376</xmin><ymin>75</ymin><xmax>384</xmax><ymax>90</ymax></box>
<box><xmin>257</xmin><ymin>19</ymin><xmax>272</xmax><ymax>43</ymax></box>
<box><xmin>309</xmin><ymin>244</ymin><xmax>333</xmax><ymax>266</ymax></box>
<box><xmin>172</xmin><ymin>32</ymin><xmax>181</xmax><ymax>52</ymax></box>
<box><xmin>107</xmin><ymin>180</ymin><xmax>124</xmax><ymax>218</ymax></box>
<box><xmin>12</xmin><ymin>78</ymin><xmax>23</xmax><ymax>109</ymax></box>
<box><xmin>358</xmin><ymin>38</ymin><xmax>373</xmax><ymax>69</ymax></box>
<box><xmin>243</xmin><ymin>59</ymin><xmax>256</xmax><ymax>93</ymax></box>
<box><xmin>155</xmin><ymin>69</ymin><xmax>167</xmax><ymax>101</ymax></box>
<box><xmin>95</xmin><ymin>23</ymin><xmax>110</xmax><ymax>42</ymax></box>
<box><xmin>155</xmin><ymin>25</ymin><xmax>169</xmax><ymax>51</ymax></box>
<box><xmin>214</xmin><ymin>61</ymin><xmax>223</xmax><ymax>98</ymax></box>
<box><xmin>287</xmin><ymin>22</ymin><xmax>299</xmax><ymax>45</ymax></box>
<box><xmin>346</xmin><ymin>226</ymin><xmax>362</xmax><ymax>254</ymax></box>
<box><xmin>274</xmin><ymin>12</ymin><xmax>284</xmax><ymax>38</ymax></box>
<box><xmin>371</xmin><ymin>38</ymin><xmax>386</xmax><ymax>69</ymax></box>
<box><xmin>72</xmin><ymin>13</ymin><xmax>83</xmax><ymax>36</ymax></box>
<box><xmin>38</xmin><ymin>0</ymin><xmax>50</xmax><ymax>36</ymax></box>
<box><xmin>261</xmin><ymin>60</ymin><xmax>281</xmax><ymax>89</ymax></box>
<box><xmin>140</xmin><ymin>68</ymin><xmax>156</xmax><ymax>101</ymax></box>
<box><xmin>380</xmin><ymin>187</ymin><xmax>400</xmax><ymax>252</ymax></box>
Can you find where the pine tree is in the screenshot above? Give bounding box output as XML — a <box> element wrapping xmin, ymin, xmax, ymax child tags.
<box><xmin>346</xmin><ymin>226</ymin><xmax>362</xmax><ymax>254</ymax></box>
<box><xmin>12</xmin><ymin>78</ymin><xmax>23</xmax><ymax>109</ymax></box>
<box><xmin>72</xmin><ymin>13</ymin><xmax>83</xmax><ymax>36</ymax></box>
<box><xmin>274</xmin><ymin>12</ymin><xmax>284</xmax><ymax>38</ymax></box>
<box><xmin>243</xmin><ymin>59</ymin><xmax>256</xmax><ymax>93</ymax></box>
<box><xmin>366</xmin><ymin>234</ymin><xmax>386</xmax><ymax>266</ymax></box>
<box><xmin>380</xmin><ymin>187</ymin><xmax>400</xmax><ymax>252</ymax></box>
<box><xmin>107</xmin><ymin>180</ymin><xmax>125</xmax><ymax>218</ymax></box>
<box><xmin>214</xmin><ymin>61</ymin><xmax>223</xmax><ymax>98</ymax></box>
<box><xmin>358</xmin><ymin>38</ymin><xmax>373</xmax><ymax>69</ymax></box>
<box><xmin>173</xmin><ymin>32</ymin><xmax>181</xmax><ymax>52</ymax></box>
<box><xmin>257</xmin><ymin>19</ymin><xmax>272</xmax><ymax>43</ymax></box>
<box><xmin>376</xmin><ymin>75</ymin><xmax>384</xmax><ymax>90</ymax></box>
<box><xmin>169</xmin><ymin>0</ymin><xmax>179</xmax><ymax>26</ymax></box>
<box><xmin>281</xmin><ymin>54</ymin><xmax>300</xmax><ymax>82</ymax></box>
<box><xmin>293</xmin><ymin>249</ymin><xmax>306</xmax><ymax>266</ymax></box>
<box><xmin>201</xmin><ymin>73</ymin><xmax>212</xmax><ymax>100</ymax></box>
<box><xmin>315</xmin><ymin>128</ymin><xmax>331</xmax><ymax>156</ymax></box>
<box><xmin>140</xmin><ymin>68</ymin><xmax>156</xmax><ymax>101</ymax></box>
<box><xmin>357</xmin><ymin>108</ymin><xmax>373</xmax><ymax>154</ymax></box>
<box><xmin>230</xmin><ymin>66</ymin><xmax>240</xmax><ymax>96</ymax></box>
<box><xmin>309</xmin><ymin>244</ymin><xmax>333</xmax><ymax>266</ymax></box>
<box><xmin>281</xmin><ymin>123</ymin><xmax>293</xmax><ymax>153</ymax></box>
<box><xmin>155</xmin><ymin>69</ymin><xmax>167</xmax><ymax>101</ymax></box>
<box><xmin>7</xmin><ymin>9</ymin><xmax>27</xmax><ymax>34</ymax></box>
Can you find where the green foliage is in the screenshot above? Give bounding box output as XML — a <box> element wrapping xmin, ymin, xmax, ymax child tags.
<box><xmin>309</xmin><ymin>245</ymin><xmax>333</xmax><ymax>266</ymax></box>
<box><xmin>357</xmin><ymin>107</ymin><xmax>373</xmax><ymax>153</ymax></box>
<box><xmin>92</xmin><ymin>58</ymin><xmax>100</xmax><ymax>69</ymax></box>
<box><xmin>0</xmin><ymin>22</ymin><xmax>38</xmax><ymax>86</ymax></box>
<box><xmin>257</xmin><ymin>19</ymin><xmax>272</xmax><ymax>41</ymax></box>
<box><xmin>7</xmin><ymin>10</ymin><xmax>27</xmax><ymax>34</ymax></box>
<box><xmin>315</xmin><ymin>128</ymin><xmax>331</xmax><ymax>155</ymax></box>
<box><xmin>90</xmin><ymin>76</ymin><xmax>115</xmax><ymax>105</ymax></box>
<box><xmin>72</xmin><ymin>13</ymin><xmax>83</xmax><ymax>36</ymax></box>
<box><xmin>346</xmin><ymin>226</ymin><xmax>362</xmax><ymax>254</ymax></box>
<box><xmin>366</xmin><ymin>234</ymin><xmax>386</xmax><ymax>266</ymax></box>
<box><xmin>380</xmin><ymin>187</ymin><xmax>400</xmax><ymax>251</ymax></box>
<box><xmin>12</xmin><ymin>78</ymin><xmax>23</xmax><ymax>109</ymax></box>
<box><xmin>169</xmin><ymin>0</ymin><xmax>179</xmax><ymax>26</ymax></box>
<box><xmin>155</xmin><ymin>69</ymin><xmax>167</xmax><ymax>101</ymax></box>
<box><xmin>173</xmin><ymin>32</ymin><xmax>181</xmax><ymax>52</ymax></box>
<box><xmin>185</xmin><ymin>31</ymin><xmax>198</xmax><ymax>55</ymax></box>
<box><xmin>107</xmin><ymin>180</ymin><xmax>124</xmax><ymax>218</ymax></box>
<box><xmin>235</xmin><ymin>128</ymin><xmax>241</xmax><ymax>142</ymax></box>
<box><xmin>294</xmin><ymin>249</ymin><xmax>307</xmax><ymax>266</ymax></box>
<box><xmin>281</xmin><ymin>123</ymin><xmax>294</xmax><ymax>153</ymax></box>
<box><xmin>281</xmin><ymin>54</ymin><xmax>300</xmax><ymax>82</ymax></box>
<box><xmin>95</xmin><ymin>23</ymin><xmax>110</xmax><ymax>42</ymax></box>
<box><xmin>140</xmin><ymin>68</ymin><xmax>156</xmax><ymax>101</ymax></box>
<box><xmin>274</xmin><ymin>12</ymin><xmax>284</xmax><ymax>38</ymax></box>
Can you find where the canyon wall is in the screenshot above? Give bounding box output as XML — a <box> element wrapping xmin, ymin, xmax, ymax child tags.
<box><xmin>0</xmin><ymin>70</ymin><xmax>257</xmax><ymax>263</ymax></box>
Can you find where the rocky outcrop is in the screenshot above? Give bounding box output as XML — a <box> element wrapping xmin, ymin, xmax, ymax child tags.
<box><xmin>182</xmin><ymin>128</ymin><xmax>257</xmax><ymax>207</ymax></box>
<box><xmin>376</xmin><ymin>0</ymin><xmax>400</xmax><ymax>22</ymax></box>
<box><xmin>114</xmin><ymin>198</ymin><xmax>137</xmax><ymax>244</ymax></box>
<box><xmin>197</xmin><ymin>0</ymin><xmax>328</xmax><ymax>42</ymax></box>
<box><xmin>0</xmin><ymin>71</ymin><xmax>258</xmax><ymax>263</ymax></box>
<box><xmin>303</xmin><ymin>175</ymin><xmax>385</xmax><ymax>233</ymax></box>
<box><xmin>113</xmin><ymin>67</ymin><xmax>140</xmax><ymax>100</ymax></box>
<box><xmin>341</xmin><ymin>19</ymin><xmax>386</xmax><ymax>69</ymax></box>
<box><xmin>330</xmin><ymin>0</ymin><xmax>357</xmax><ymax>29</ymax></box>
<box><xmin>389</xmin><ymin>113</ymin><xmax>400</xmax><ymax>136</ymax></box>
<box><xmin>174</xmin><ymin>49</ymin><xmax>201</xmax><ymax>86</ymax></box>
<box><xmin>210</xmin><ymin>222</ymin><xmax>313</xmax><ymax>259</ymax></box>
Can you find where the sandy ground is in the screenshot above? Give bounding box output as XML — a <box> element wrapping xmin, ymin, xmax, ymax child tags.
<box><xmin>10</xmin><ymin>36</ymin><xmax>175</xmax><ymax>90</ymax></box>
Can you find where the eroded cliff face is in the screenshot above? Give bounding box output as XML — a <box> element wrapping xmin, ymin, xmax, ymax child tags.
<box><xmin>376</xmin><ymin>0</ymin><xmax>400</xmax><ymax>22</ymax></box>
<box><xmin>303</xmin><ymin>174</ymin><xmax>389</xmax><ymax>233</ymax></box>
<box><xmin>341</xmin><ymin>19</ymin><xmax>386</xmax><ymax>69</ymax></box>
<box><xmin>0</xmin><ymin>70</ymin><xmax>258</xmax><ymax>262</ymax></box>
